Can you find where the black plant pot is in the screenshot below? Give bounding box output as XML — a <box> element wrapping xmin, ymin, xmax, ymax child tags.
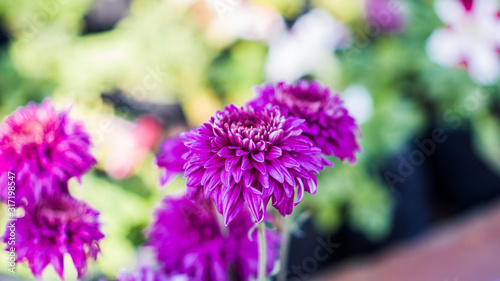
<box><xmin>285</xmin><ymin>123</ymin><xmax>500</xmax><ymax>280</ymax></box>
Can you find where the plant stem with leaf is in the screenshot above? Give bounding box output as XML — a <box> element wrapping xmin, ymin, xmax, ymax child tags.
<box><xmin>258</xmin><ymin>222</ymin><xmax>267</xmax><ymax>281</ymax></box>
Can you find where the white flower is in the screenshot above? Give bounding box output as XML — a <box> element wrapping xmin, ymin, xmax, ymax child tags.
<box><xmin>265</xmin><ymin>9</ymin><xmax>351</xmax><ymax>82</ymax></box>
<box><xmin>342</xmin><ymin>84</ymin><xmax>374</xmax><ymax>125</ymax></box>
<box><xmin>426</xmin><ymin>0</ymin><xmax>500</xmax><ymax>85</ymax></box>
<box><xmin>207</xmin><ymin>1</ymin><xmax>286</xmax><ymax>43</ymax></box>
<box><xmin>174</xmin><ymin>0</ymin><xmax>285</xmax><ymax>43</ymax></box>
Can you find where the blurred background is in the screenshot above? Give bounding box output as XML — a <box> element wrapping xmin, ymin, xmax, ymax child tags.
<box><xmin>0</xmin><ymin>0</ymin><xmax>500</xmax><ymax>280</ymax></box>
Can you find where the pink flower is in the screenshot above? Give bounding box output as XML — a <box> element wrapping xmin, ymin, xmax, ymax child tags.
<box><xmin>103</xmin><ymin>115</ymin><xmax>162</xmax><ymax>180</ymax></box>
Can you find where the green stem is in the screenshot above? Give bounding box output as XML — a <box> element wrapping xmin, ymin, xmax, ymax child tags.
<box><xmin>258</xmin><ymin>222</ymin><xmax>267</xmax><ymax>281</ymax></box>
<box><xmin>277</xmin><ymin>215</ymin><xmax>292</xmax><ymax>281</ymax></box>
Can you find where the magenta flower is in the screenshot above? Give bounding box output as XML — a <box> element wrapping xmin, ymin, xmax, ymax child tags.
<box><xmin>365</xmin><ymin>0</ymin><xmax>407</xmax><ymax>34</ymax></box>
<box><xmin>147</xmin><ymin>196</ymin><xmax>228</xmax><ymax>281</ymax></box>
<box><xmin>249</xmin><ymin>80</ymin><xmax>361</xmax><ymax>163</ymax></box>
<box><xmin>156</xmin><ymin>135</ymin><xmax>189</xmax><ymax>185</ymax></box>
<box><xmin>146</xmin><ymin>195</ymin><xmax>281</xmax><ymax>281</ymax></box>
<box><xmin>182</xmin><ymin>105</ymin><xmax>330</xmax><ymax>224</ymax></box>
<box><xmin>0</xmin><ymin>99</ymin><xmax>96</xmax><ymax>204</ymax></box>
<box><xmin>3</xmin><ymin>193</ymin><xmax>104</xmax><ymax>279</ymax></box>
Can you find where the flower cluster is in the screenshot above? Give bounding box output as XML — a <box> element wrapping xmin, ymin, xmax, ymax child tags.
<box><xmin>0</xmin><ymin>99</ymin><xmax>103</xmax><ymax>279</ymax></box>
<box><xmin>146</xmin><ymin>195</ymin><xmax>281</xmax><ymax>281</ymax></box>
<box><xmin>153</xmin><ymin>79</ymin><xmax>359</xmax><ymax>280</ymax></box>
<box><xmin>156</xmin><ymin>80</ymin><xmax>360</xmax><ymax>226</ymax></box>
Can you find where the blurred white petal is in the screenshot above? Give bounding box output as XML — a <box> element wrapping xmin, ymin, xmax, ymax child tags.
<box><xmin>434</xmin><ymin>0</ymin><xmax>465</xmax><ymax>25</ymax></box>
<box><xmin>342</xmin><ymin>84</ymin><xmax>374</xmax><ymax>125</ymax></box>
<box><xmin>496</xmin><ymin>21</ymin><xmax>500</xmax><ymax>44</ymax></box>
<box><xmin>264</xmin><ymin>8</ymin><xmax>351</xmax><ymax>82</ymax></box>
<box><xmin>473</xmin><ymin>0</ymin><xmax>500</xmax><ymax>18</ymax></box>
<box><xmin>467</xmin><ymin>46</ymin><xmax>500</xmax><ymax>85</ymax></box>
<box><xmin>265</xmin><ymin>35</ymin><xmax>314</xmax><ymax>82</ymax></box>
<box><xmin>291</xmin><ymin>8</ymin><xmax>351</xmax><ymax>50</ymax></box>
<box><xmin>209</xmin><ymin>3</ymin><xmax>286</xmax><ymax>43</ymax></box>
<box><xmin>170</xmin><ymin>275</ymin><xmax>190</xmax><ymax>281</ymax></box>
<box><xmin>426</xmin><ymin>29</ymin><xmax>463</xmax><ymax>67</ymax></box>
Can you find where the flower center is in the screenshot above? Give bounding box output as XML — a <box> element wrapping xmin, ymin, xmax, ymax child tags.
<box><xmin>38</xmin><ymin>199</ymin><xmax>83</xmax><ymax>226</ymax></box>
<box><xmin>460</xmin><ymin>0</ymin><xmax>473</xmax><ymax>12</ymax></box>
<box><xmin>11</xmin><ymin>121</ymin><xmax>43</xmax><ymax>146</ymax></box>
<box><xmin>226</xmin><ymin>112</ymin><xmax>280</xmax><ymax>143</ymax></box>
<box><xmin>276</xmin><ymin>87</ymin><xmax>324</xmax><ymax>114</ymax></box>
<box><xmin>4</xmin><ymin>118</ymin><xmax>57</xmax><ymax>153</ymax></box>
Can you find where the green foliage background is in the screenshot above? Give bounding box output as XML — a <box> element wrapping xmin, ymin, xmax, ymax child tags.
<box><xmin>0</xmin><ymin>0</ymin><xmax>500</xmax><ymax>280</ymax></box>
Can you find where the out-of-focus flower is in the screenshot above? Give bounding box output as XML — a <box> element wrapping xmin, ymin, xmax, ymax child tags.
<box><xmin>0</xmin><ymin>99</ymin><xmax>95</xmax><ymax>204</ymax></box>
<box><xmin>365</xmin><ymin>0</ymin><xmax>407</xmax><ymax>34</ymax></box>
<box><xmin>182</xmin><ymin>105</ymin><xmax>330</xmax><ymax>224</ymax></box>
<box><xmin>342</xmin><ymin>84</ymin><xmax>374</xmax><ymax>125</ymax></box>
<box><xmin>250</xmin><ymin>80</ymin><xmax>361</xmax><ymax>163</ymax></box>
<box><xmin>102</xmin><ymin>115</ymin><xmax>162</xmax><ymax>179</ymax></box>
<box><xmin>3</xmin><ymin>194</ymin><xmax>104</xmax><ymax>279</ymax></box>
<box><xmin>426</xmin><ymin>0</ymin><xmax>500</xmax><ymax>85</ymax></box>
<box><xmin>265</xmin><ymin>9</ymin><xmax>351</xmax><ymax>82</ymax></box>
<box><xmin>206</xmin><ymin>1</ymin><xmax>286</xmax><ymax>44</ymax></box>
<box><xmin>156</xmin><ymin>135</ymin><xmax>189</xmax><ymax>186</ymax></box>
<box><xmin>116</xmin><ymin>266</ymin><xmax>188</xmax><ymax>281</ymax></box>
<box><xmin>180</xmin><ymin>0</ymin><xmax>285</xmax><ymax>43</ymax></box>
<box><xmin>147</xmin><ymin>195</ymin><xmax>228</xmax><ymax>281</ymax></box>
<box><xmin>146</xmin><ymin>195</ymin><xmax>280</xmax><ymax>281</ymax></box>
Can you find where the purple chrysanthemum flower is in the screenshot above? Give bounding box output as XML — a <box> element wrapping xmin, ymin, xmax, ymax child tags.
<box><xmin>365</xmin><ymin>0</ymin><xmax>407</xmax><ymax>34</ymax></box>
<box><xmin>3</xmin><ymin>193</ymin><xmax>104</xmax><ymax>279</ymax></box>
<box><xmin>116</xmin><ymin>266</ymin><xmax>188</xmax><ymax>281</ymax></box>
<box><xmin>147</xmin><ymin>196</ymin><xmax>228</xmax><ymax>281</ymax></box>
<box><xmin>249</xmin><ymin>80</ymin><xmax>361</xmax><ymax>163</ymax></box>
<box><xmin>0</xmin><ymin>99</ymin><xmax>96</xmax><ymax>204</ymax></box>
<box><xmin>182</xmin><ymin>105</ymin><xmax>331</xmax><ymax>224</ymax></box>
<box><xmin>146</xmin><ymin>195</ymin><xmax>280</xmax><ymax>281</ymax></box>
<box><xmin>156</xmin><ymin>135</ymin><xmax>189</xmax><ymax>185</ymax></box>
